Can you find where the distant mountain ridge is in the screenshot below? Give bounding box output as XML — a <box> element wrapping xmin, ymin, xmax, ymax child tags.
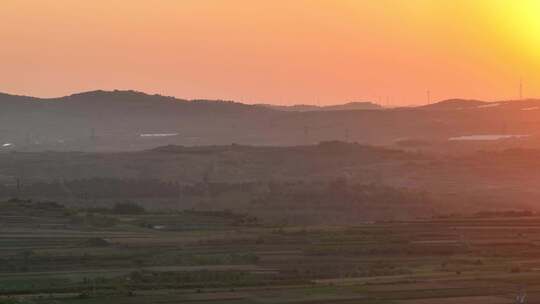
<box><xmin>420</xmin><ymin>98</ymin><xmax>540</xmax><ymax>111</ymax></box>
<box><xmin>1</xmin><ymin>89</ymin><xmax>540</xmax><ymax>152</ymax></box>
<box><xmin>0</xmin><ymin>89</ymin><xmax>251</xmax><ymax>107</ymax></box>
<box><xmin>419</xmin><ymin>99</ymin><xmax>488</xmax><ymax>110</ymax></box>
<box><xmin>258</xmin><ymin>101</ymin><xmax>383</xmax><ymax>112</ymax></box>
<box><xmin>0</xmin><ymin>90</ymin><xmax>383</xmax><ymax>110</ymax></box>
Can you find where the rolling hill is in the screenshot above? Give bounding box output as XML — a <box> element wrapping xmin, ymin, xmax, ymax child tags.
<box><xmin>1</xmin><ymin>90</ymin><xmax>540</xmax><ymax>151</ymax></box>
<box><xmin>1</xmin><ymin>142</ymin><xmax>539</xmax><ymax>221</ymax></box>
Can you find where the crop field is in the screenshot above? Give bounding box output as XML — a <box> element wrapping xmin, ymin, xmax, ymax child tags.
<box><xmin>1</xmin><ymin>200</ymin><xmax>539</xmax><ymax>303</ymax></box>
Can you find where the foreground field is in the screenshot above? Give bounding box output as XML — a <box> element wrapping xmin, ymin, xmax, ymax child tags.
<box><xmin>1</xmin><ymin>200</ymin><xmax>539</xmax><ymax>303</ymax></box>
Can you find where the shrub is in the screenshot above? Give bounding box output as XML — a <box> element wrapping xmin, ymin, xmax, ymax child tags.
<box><xmin>112</xmin><ymin>202</ymin><xmax>146</xmax><ymax>214</ymax></box>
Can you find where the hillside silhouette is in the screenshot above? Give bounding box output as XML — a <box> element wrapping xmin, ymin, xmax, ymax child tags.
<box><xmin>1</xmin><ymin>90</ymin><xmax>540</xmax><ymax>151</ymax></box>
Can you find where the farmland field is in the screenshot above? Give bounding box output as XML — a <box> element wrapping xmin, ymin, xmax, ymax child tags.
<box><xmin>0</xmin><ymin>199</ymin><xmax>538</xmax><ymax>303</ymax></box>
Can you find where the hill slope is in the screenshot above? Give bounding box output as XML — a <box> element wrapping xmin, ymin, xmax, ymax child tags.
<box><xmin>2</xmin><ymin>90</ymin><xmax>540</xmax><ymax>151</ymax></box>
<box><xmin>1</xmin><ymin>143</ymin><xmax>539</xmax><ymax>221</ymax></box>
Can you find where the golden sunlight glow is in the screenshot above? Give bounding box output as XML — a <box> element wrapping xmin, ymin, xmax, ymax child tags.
<box><xmin>1</xmin><ymin>0</ymin><xmax>539</xmax><ymax>104</ymax></box>
<box><xmin>490</xmin><ymin>1</ymin><xmax>540</xmax><ymax>55</ymax></box>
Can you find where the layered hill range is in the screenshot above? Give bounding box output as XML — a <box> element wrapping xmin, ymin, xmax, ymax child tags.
<box><xmin>1</xmin><ymin>90</ymin><xmax>540</xmax><ymax>151</ymax></box>
<box><xmin>1</xmin><ymin>142</ymin><xmax>540</xmax><ymax>220</ymax></box>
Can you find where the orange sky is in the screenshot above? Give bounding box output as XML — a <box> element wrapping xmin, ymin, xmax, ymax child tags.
<box><xmin>1</xmin><ymin>0</ymin><xmax>539</xmax><ymax>105</ymax></box>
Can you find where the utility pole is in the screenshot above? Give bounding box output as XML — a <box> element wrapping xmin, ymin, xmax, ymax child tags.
<box><xmin>25</xmin><ymin>133</ymin><xmax>31</xmax><ymax>146</ymax></box>
<box><xmin>16</xmin><ymin>177</ymin><xmax>21</xmax><ymax>198</ymax></box>
<box><xmin>90</xmin><ymin>128</ymin><xmax>97</xmax><ymax>142</ymax></box>
<box><xmin>427</xmin><ymin>90</ymin><xmax>431</xmax><ymax>105</ymax></box>
<box><xmin>519</xmin><ymin>77</ymin><xmax>524</xmax><ymax>100</ymax></box>
<box><xmin>178</xmin><ymin>180</ymin><xmax>182</xmax><ymax>205</ymax></box>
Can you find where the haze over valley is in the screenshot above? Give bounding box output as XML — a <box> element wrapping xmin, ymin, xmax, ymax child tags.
<box><xmin>4</xmin><ymin>1</ymin><xmax>540</xmax><ymax>303</ymax></box>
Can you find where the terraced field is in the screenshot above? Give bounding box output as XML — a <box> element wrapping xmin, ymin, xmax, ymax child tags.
<box><xmin>1</xmin><ymin>200</ymin><xmax>539</xmax><ymax>303</ymax></box>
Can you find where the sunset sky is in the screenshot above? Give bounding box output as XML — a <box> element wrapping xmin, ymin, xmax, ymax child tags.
<box><xmin>1</xmin><ymin>0</ymin><xmax>539</xmax><ymax>105</ymax></box>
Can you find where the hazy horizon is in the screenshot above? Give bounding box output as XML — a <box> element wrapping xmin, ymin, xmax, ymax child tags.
<box><xmin>2</xmin><ymin>87</ymin><xmax>526</xmax><ymax>107</ymax></box>
<box><xmin>5</xmin><ymin>2</ymin><xmax>540</xmax><ymax>303</ymax></box>
<box><xmin>2</xmin><ymin>0</ymin><xmax>539</xmax><ymax>105</ymax></box>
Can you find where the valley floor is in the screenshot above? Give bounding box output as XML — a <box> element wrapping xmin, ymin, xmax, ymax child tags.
<box><xmin>1</xmin><ymin>202</ymin><xmax>538</xmax><ymax>303</ymax></box>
